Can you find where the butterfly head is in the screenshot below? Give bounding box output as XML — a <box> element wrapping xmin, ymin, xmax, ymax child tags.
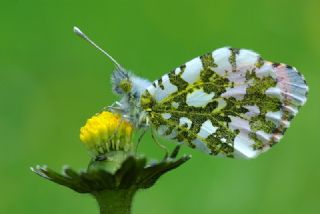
<box><xmin>112</xmin><ymin>68</ymin><xmax>132</xmax><ymax>95</ymax></box>
<box><xmin>112</xmin><ymin>68</ymin><xmax>151</xmax><ymax>100</ymax></box>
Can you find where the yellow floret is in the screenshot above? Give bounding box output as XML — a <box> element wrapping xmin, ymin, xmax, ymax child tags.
<box><xmin>80</xmin><ymin>111</ymin><xmax>133</xmax><ymax>155</ymax></box>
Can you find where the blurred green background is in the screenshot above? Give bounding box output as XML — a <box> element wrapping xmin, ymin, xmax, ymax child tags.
<box><xmin>1</xmin><ymin>0</ymin><xmax>319</xmax><ymax>213</ymax></box>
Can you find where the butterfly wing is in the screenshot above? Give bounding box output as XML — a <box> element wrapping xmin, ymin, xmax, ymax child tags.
<box><xmin>140</xmin><ymin>47</ymin><xmax>308</xmax><ymax>158</ymax></box>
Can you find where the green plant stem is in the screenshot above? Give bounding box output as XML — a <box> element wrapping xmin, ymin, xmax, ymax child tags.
<box><xmin>93</xmin><ymin>188</ymin><xmax>137</xmax><ymax>214</ymax></box>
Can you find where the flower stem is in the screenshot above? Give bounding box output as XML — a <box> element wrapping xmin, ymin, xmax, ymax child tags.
<box><xmin>93</xmin><ymin>188</ymin><xmax>137</xmax><ymax>214</ymax></box>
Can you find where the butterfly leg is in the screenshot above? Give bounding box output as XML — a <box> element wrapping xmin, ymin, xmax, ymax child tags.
<box><xmin>135</xmin><ymin>127</ymin><xmax>148</xmax><ymax>154</ymax></box>
<box><xmin>105</xmin><ymin>116</ymin><xmax>126</xmax><ymax>145</ymax></box>
<box><xmin>104</xmin><ymin>101</ymin><xmax>124</xmax><ymax>114</ymax></box>
<box><xmin>151</xmin><ymin>130</ymin><xmax>169</xmax><ymax>159</ymax></box>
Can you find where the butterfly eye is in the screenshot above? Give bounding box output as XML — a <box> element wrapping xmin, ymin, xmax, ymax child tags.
<box><xmin>119</xmin><ymin>79</ymin><xmax>132</xmax><ymax>93</ymax></box>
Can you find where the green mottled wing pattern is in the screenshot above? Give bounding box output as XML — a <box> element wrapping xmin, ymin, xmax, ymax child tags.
<box><xmin>140</xmin><ymin>47</ymin><xmax>308</xmax><ymax>158</ymax></box>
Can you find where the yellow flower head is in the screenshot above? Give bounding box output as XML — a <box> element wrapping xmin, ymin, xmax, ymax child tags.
<box><xmin>80</xmin><ymin>111</ymin><xmax>133</xmax><ymax>155</ymax></box>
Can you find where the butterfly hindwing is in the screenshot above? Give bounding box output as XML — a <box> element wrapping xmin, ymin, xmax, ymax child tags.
<box><xmin>140</xmin><ymin>47</ymin><xmax>308</xmax><ymax>158</ymax></box>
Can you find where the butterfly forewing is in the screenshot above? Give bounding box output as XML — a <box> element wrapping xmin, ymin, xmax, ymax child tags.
<box><xmin>140</xmin><ymin>47</ymin><xmax>308</xmax><ymax>158</ymax></box>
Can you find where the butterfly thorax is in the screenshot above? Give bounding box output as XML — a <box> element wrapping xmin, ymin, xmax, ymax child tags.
<box><xmin>110</xmin><ymin>68</ymin><xmax>151</xmax><ymax>128</ymax></box>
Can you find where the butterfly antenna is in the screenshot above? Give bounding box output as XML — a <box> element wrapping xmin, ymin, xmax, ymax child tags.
<box><xmin>73</xmin><ymin>26</ymin><xmax>123</xmax><ymax>70</ymax></box>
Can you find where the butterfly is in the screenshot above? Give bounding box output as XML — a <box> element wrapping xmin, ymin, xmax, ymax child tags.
<box><xmin>74</xmin><ymin>27</ymin><xmax>308</xmax><ymax>159</ymax></box>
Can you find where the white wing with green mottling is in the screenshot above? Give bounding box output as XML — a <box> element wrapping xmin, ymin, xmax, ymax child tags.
<box><xmin>140</xmin><ymin>47</ymin><xmax>308</xmax><ymax>158</ymax></box>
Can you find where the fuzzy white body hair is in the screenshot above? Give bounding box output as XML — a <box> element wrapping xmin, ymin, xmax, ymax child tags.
<box><xmin>130</xmin><ymin>75</ymin><xmax>152</xmax><ymax>97</ymax></box>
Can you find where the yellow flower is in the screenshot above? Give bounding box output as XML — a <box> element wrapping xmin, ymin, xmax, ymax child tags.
<box><xmin>80</xmin><ymin>111</ymin><xmax>133</xmax><ymax>155</ymax></box>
